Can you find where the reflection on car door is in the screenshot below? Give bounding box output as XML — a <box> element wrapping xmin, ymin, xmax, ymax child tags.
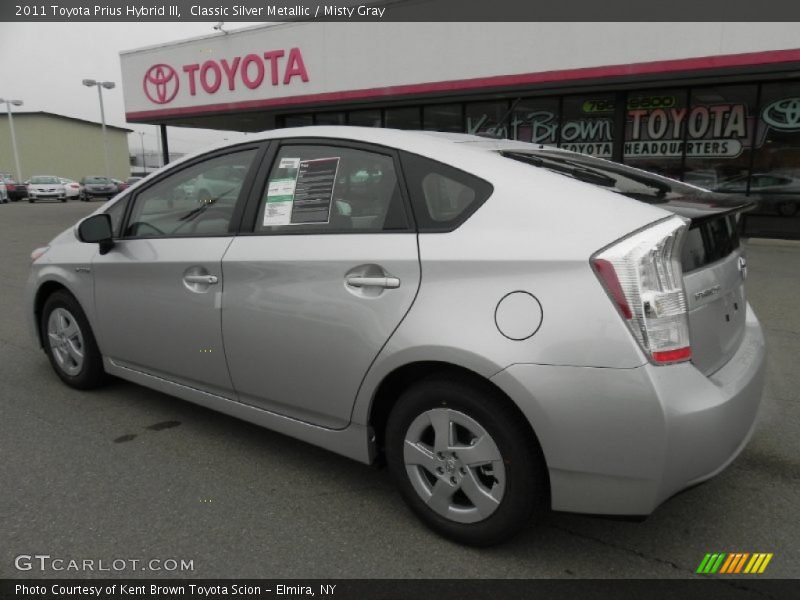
<box><xmin>221</xmin><ymin>142</ymin><xmax>420</xmax><ymax>428</ymax></box>
<box><xmin>92</xmin><ymin>148</ymin><xmax>259</xmax><ymax>397</ymax></box>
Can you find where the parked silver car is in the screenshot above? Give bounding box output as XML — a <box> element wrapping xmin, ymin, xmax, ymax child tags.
<box><xmin>27</xmin><ymin>175</ymin><xmax>67</xmax><ymax>202</ymax></box>
<box><xmin>26</xmin><ymin>127</ymin><xmax>765</xmax><ymax>545</ymax></box>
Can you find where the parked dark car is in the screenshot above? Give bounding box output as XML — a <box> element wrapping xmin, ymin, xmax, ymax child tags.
<box><xmin>79</xmin><ymin>176</ymin><xmax>118</xmax><ymax>201</ymax></box>
<box><xmin>0</xmin><ymin>172</ymin><xmax>27</xmax><ymax>201</ymax></box>
<box><xmin>714</xmin><ymin>173</ymin><xmax>800</xmax><ymax>217</ymax></box>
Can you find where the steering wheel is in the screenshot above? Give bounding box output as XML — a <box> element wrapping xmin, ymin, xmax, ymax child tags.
<box><xmin>174</xmin><ymin>206</ymin><xmax>232</xmax><ymax>235</ymax></box>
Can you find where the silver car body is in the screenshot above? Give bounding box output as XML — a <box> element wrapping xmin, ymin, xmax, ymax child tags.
<box><xmin>27</xmin><ymin>126</ymin><xmax>765</xmax><ymax>517</ymax></box>
<box><xmin>28</xmin><ymin>175</ymin><xmax>66</xmax><ymax>200</ymax></box>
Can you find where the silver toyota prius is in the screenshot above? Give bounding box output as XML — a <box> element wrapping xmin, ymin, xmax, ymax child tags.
<box><xmin>27</xmin><ymin>126</ymin><xmax>765</xmax><ymax>546</ymax></box>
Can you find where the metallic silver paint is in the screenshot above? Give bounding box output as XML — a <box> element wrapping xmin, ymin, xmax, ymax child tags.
<box><xmin>27</xmin><ymin>127</ymin><xmax>766</xmax><ymax>518</ymax></box>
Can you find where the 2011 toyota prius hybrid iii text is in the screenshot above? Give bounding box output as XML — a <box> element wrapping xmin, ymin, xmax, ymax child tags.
<box><xmin>26</xmin><ymin>127</ymin><xmax>765</xmax><ymax>546</ymax></box>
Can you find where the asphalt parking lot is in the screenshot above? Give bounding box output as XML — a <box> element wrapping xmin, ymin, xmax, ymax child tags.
<box><xmin>1</xmin><ymin>200</ymin><xmax>798</xmax><ymax>580</ymax></box>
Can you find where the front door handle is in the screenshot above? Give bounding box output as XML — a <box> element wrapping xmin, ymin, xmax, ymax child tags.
<box><xmin>346</xmin><ymin>276</ymin><xmax>400</xmax><ymax>289</ymax></box>
<box><xmin>184</xmin><ymin>274</ymin><xmax>218</xmax><ymax>285</ymax></box>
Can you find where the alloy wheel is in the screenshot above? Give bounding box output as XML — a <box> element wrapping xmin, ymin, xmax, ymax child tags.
<box><xmin>47</xmin><ymin>307</ymin><xmax>85</xmax><ymax>376</ymax></box>
<box><xmin>403</xmin><ymin>408</ymin><xmax>506</xmax><ymax>523</ymax></box>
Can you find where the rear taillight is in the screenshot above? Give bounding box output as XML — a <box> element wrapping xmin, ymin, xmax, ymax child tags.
<box><xmin>592</xmin><ymin>217</ymin><xmax>691</xmax><ymax>365</ymax></box>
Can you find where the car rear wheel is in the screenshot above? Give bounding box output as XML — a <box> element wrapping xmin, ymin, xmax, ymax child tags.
<box><xmin>385</xmin><ymin>374</ymin><xmax>548</xmax><ymax>546</ymax></box>
<box><xmin>28</xmin><ymin>198</ymin><xmax>34</xmax><ymax>203</ymax></box>
<box><xmin>41</xmin><ymin>290</ymin><xmax>106</xmax><ymax>389</ymax></box>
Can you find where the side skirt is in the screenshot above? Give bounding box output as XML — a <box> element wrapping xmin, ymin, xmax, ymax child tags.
<box><xmin>104</xmin><ymin>357</ymin><xmax>376</xmax><ymax>464</ymax></box>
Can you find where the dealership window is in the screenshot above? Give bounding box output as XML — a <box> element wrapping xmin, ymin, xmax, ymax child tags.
<box><xmin>749</xmin><ymin>81</ymin><xmax>800</xmax><ymax>219</ymax></box>
<box><xmin>683</xmin><ymin>85</ymin><xmax>757</xmax><ymax>192</ymax></box>
<box><xmin>255</xmin><ymin>145</ymin><xmax>408</xmax><ymax>234</ymax></box>
<box><xmin>465</xmin><ymin>101</ymin><xmax>510</xmax><ymax>137</ymax></box>
<box><xmin>624</xmin><ymin>88</ymin><xmax>688</xmax><ymax>179</ymax></box>
<box><xmin>560</xmin><ymin>94</ymin><xmax>615</xmax><ymax>158</ymax></box>
<box><xmin>423</xmin><ymin>104</ymin><xmax>463</xmax><ymax>132</ymax></box>
<box><xmin>348</xmin><ymin>109</ymin><xmax>382</xmax><ymax>127</ymax></box>
<box><xmin>315</xmin><ymin>112</ymin><xmax>346</xmax><ymax>125</ymax></box>
<box><xmin>385</xmin><ymin>106</ymin><xmax>421</xmax><ymax>130</ymax></box>
<box><xmin>124</xmin><ymin>149</ymin><xmax>257</xmax><ymax>238</ymax></box>
<box><xmin>511</xmin><ymin>97</ymin><xmax>560</xmax><ymax>145</ymax></box>
<box><xmin>282</xmin><ymin>114</ymin><xmax>313</xmax><ymax>127</ymax></box>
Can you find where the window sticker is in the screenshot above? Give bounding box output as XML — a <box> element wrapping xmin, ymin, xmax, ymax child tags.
<box><xmin>290</xmin><ymin>157</ymin><xmax>340</xmax><ymax>225</ymax></box>
<box><xmin>263</xmin><ymin>177</ymin><xmax>297</xmax><ymax>226</ymax></box>
<box><xmin>278</xmin><ymin>157</ymin><xmax>301</xmax><ymax>170</ymax></box>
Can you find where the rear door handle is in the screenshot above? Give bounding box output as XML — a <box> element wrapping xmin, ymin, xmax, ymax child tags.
<box><xmin>346</xmin><ymin>276</ymin><xmax>400</xmax><ymax>289</ymax></box>
<box><xmin>184</xmin><ymin>274</ymin><xmax>218</xmax><ymax>285</ymax></box>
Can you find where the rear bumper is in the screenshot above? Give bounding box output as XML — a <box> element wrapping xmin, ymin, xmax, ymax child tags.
<box><xmin>490</xmin><ymin>303</ymin><xmax>766</xmax><ymax>515</ymax></box>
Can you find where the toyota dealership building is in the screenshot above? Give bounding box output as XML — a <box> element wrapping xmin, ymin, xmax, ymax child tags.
<box><xmin>120</xmin><ymin>22</ymin><xmax>800</xmax><ymax>238</ymax></box>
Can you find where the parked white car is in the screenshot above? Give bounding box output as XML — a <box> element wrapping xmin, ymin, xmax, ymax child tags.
<box><xmin>59</xmin><ymin>178</ymin><xmax>81</xmax><ymax>199</ymax></box>
<box><xmin>0</xmin><ymin>181</ymin><xmax>8</xmax><ymax>203</ymax></box>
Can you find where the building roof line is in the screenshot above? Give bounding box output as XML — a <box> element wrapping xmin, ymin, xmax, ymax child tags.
<box><xmin>6</xmin><ymin>111</ymin><xmax>134</xmax><ymax>133</ymax></box>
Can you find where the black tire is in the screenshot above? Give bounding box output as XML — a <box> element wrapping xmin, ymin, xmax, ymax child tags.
<box><xmin>385</xmin><ymin>373</ymin><xmax>548</xmax><ymax>546</ymax></box>
<box><xmin>28</xmin><ymin>198</ymin><xmax>34</xmax><ymax>203</ymax></box>
<box><xmin>40</xmin><ymin>290</ymin><xmax>106</xmax><ymax>389</ymax></box>
<box><xmin>60</xmin><ymin>198</ymin><xmax>67</xmax><ymax>203</ymax></box>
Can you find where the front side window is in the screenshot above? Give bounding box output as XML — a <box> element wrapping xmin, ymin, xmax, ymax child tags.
<box><xmin>105</xmin><ymin>196</ymin><xmax>130</xmax><ymax>238</ymax></box>
<box><xmin>255</xmin><ymin>145</ymin><xmax>408</xmax><ymax>234</ymax></box>
<box><xmin>124</xmin><ymin>149</ymin><xmax>256</xmax><ymax>238</ymax></box>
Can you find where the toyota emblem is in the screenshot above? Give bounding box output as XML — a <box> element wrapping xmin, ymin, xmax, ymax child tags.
<box><xmin>762</xmin><ymin>97</ymin><xmax>800</xmax><ymax>132</ymax></box>
<box><xmin>143</xmin><ymin>64</ymin><xmax>179</xmax><ymax>105</ymax></box>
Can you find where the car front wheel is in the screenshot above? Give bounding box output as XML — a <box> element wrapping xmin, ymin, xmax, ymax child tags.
<box><xmin>41</xmin><ymin>291</ymin><xmax>106</xmax><ymax>389</ymax></box>
<box><xmin>385</xmin><ymin>374</ymin><xmax>548</xmax><ymax>546</ymax></box>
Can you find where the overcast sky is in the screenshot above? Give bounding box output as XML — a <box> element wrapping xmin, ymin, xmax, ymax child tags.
<box><xmin>0</xmin><ymin>22</ymin><xmax>268</xmax><ymax>156</ymax></box>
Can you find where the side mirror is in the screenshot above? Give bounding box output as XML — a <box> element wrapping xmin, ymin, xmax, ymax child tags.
<box><xmin>77</xmin><ymin>213</ymin><xmax>114</xmax><ymax>255</ymax></box>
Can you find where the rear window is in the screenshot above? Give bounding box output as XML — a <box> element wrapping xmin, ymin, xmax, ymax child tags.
<box><xmin>681</xmin><ymin>214</ymin><xmax>741</xmax><ymax>272</ymax></box>
<box><xmin>86</xmin><ymin>177</ymin><xmax>110</xmax><ymax>184</ymax></box>
<box><xmin>400</xmin><ymin>152</ymin><xmax>493</xmax><ymax>231</ymax></box>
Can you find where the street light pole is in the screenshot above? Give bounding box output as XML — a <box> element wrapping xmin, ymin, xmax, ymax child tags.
<box><xmin>138</xmin><ymin>132</ymin><xmax>146</xmax><ymax>174</ymax></box>
<box><xmin>82</xmin><ymin>79</ymin><xmax>115</xmax><ymax>180</ymax></box>
<box><xmin>0</xmin><ymin>98</ymin><xmax>24</xmax><ymax>183</ymax></box>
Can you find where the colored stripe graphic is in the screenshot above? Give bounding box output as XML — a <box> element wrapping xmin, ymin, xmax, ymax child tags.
<box><xmin>699</xmin><ymin>553</ymin><xmax>774</xmax><ymax>574</ymax></box>
<box><xmin>697</xmin><ymin>553</ymin><xmax>727</xmax><ymax>574</ymax></box>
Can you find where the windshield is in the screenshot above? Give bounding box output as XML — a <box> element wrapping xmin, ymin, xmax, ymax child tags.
<box><xmin>30</xmin><ymin>176</ymin><xmax>60</xmax><ymax>184</ymax></box>
<box><xmin>86</xmin><ymin>177</ymin><xmax>111</xmax><ymax>184</ymax></box>
<box><xmin>500</xmin><ymin>149</ymin><xmax>704</xmax><ymax>204</ymax></box>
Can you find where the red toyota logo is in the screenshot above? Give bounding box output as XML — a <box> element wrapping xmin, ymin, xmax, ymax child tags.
<box><xmin>143</xmin><ymin>64</ymin><xmax>179</xmax><ymax>105</ymax></box>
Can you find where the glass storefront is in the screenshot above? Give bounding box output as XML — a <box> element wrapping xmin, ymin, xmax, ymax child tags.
<box><xmin>624</xmin><ymin>88</ymin><xmax>688</xmax><ymax>179</ymax></box>
<box><xmin>276</xmin><ymin>78</ymin><xmax>800</xmax><ymax>238</ymax></box>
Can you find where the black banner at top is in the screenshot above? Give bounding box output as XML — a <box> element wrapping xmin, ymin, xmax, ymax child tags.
<box><xmin>4</xmin><ymin>0</ymin><xmax>800</xmax><ymax>22</ymax></box>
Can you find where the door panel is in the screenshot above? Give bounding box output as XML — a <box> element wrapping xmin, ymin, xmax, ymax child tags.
<box><xmin>93</xmin><ymin>238</ymin><xmax>235</xmax><ymax>396</ymax></box>
<box><xmin>221</xmin><ymin>234</ymin><xmax>420</xmax><ymax>428</ymax></box>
